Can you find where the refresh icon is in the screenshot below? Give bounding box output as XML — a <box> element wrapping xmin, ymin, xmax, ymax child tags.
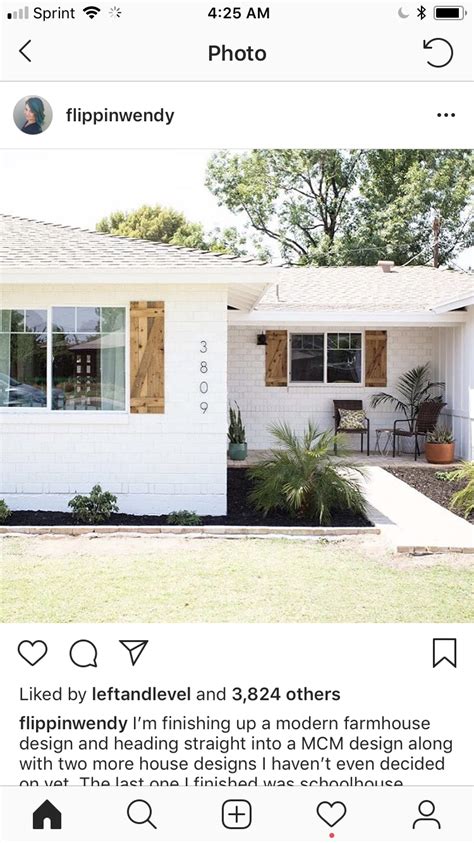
<box><xmin>423</xmin><ymin>37</ymin><xmax>454</xmax><ymax>67</ymax></box>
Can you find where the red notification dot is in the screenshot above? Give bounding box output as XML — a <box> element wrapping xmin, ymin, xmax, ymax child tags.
<box><xmin>329</xmin><ymin>835</ymin><xmax>335</xmax><ymax>839</ymax></box>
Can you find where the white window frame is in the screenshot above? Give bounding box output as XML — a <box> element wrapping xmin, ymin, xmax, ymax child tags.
<box><xmin>289</xmin><ymin>330</ymin><xmax>365</xmax><ymax>386</ymax></box>
<box><xmin>0</xmin><ymin>305</ymin><xmax>129</xmax><ymax>414</ymax></box>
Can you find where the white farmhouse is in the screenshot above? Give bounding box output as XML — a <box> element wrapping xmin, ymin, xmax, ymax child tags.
<box><xmin>1</xmin><ymin>215</ymin><xmax>473</xmax><ymax>515</ymax></box>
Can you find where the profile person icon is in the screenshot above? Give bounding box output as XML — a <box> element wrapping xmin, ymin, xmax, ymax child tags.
<box><xmin>412</xmin><ymin>800</ymin><xmax>441</xmax><ymax>830</ymax></box>
<box><xmin>14</xmin><ymin>95</ymin><xmax>53</xmax><ymax>135</ymax></box>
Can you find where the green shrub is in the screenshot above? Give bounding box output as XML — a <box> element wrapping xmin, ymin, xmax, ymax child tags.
<box><xmin>435</xmin><ymin>470</ymin><xmax>452</xmax><ymax>482</ymax></box>
<box><xmin>68</xmin><ymin>484</ymin><xmax>119</xmax><ymax>524</ymax></box>
<box><xmin>427</xmin><ymin>425</ymin><xmax>454</xmax><ymax>444</ymax></box>
<box><xmin>447</xmin><ymin>461</ymin><xmax>474</xmax><ymax>518</ymax></box>
<box><xmin>166</xmin><ymin>510</ymin><xmax>203</xmax><ymax>526</ymax></box>
<box><xmin>248</xmin><ymin>421</ymin><xmax>367</xmax><ymax>526</ymax></box>
<box><xmin>0</xmin><ymin>500</ymin><xmax>11</xmax><ymax>523</ymax></box>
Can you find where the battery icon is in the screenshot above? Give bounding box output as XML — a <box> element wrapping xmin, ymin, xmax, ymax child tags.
<box><xmin>434</xmin><ymin>5</ymin><xmax>466</xmax><ymax>18</ymax></box>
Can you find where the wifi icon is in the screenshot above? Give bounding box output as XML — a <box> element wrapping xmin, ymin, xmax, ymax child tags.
<box><xmin>83</xmin><ymin>5</ymin><xmax>101</xmax><ymax>18</ymax></box>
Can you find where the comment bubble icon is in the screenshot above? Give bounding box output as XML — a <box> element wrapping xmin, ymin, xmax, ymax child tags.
<box><xmin>69</xmin><ymin>639</ymin><xmax>98</xmax><ymax>668</ymax></box>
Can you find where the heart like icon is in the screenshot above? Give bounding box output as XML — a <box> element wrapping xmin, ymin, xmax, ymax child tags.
<box><xmin>316</xmin><ymin>801</ymin><xmax>347</xmax><ymax>828</ymax></box>
<box><xmin>18</xmin><ymin>640</ymin><xmax>48</xmax><ymax>666</ymax></box>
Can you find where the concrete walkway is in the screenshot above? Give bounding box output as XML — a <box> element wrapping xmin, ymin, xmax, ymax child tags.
<box><xmin>361</xmin><ymin>466</ymin><xmax>474</xmax><ymax>553</ymax></box>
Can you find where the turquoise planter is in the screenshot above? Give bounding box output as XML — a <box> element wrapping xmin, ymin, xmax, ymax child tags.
<box><xmin>228</xmin><ymin>443</ymin><xmax>248</xmax><ymax>461</ymax></box>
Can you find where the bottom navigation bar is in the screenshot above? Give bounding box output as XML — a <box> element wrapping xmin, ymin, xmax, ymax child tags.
<box><xmin>1</xmin><ymin>786</ymin><xmax>472</xmax><ymax>842</ymax></box>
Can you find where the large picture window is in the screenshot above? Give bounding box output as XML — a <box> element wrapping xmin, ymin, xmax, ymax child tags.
<box><xmin>0</xmin><ymin>306</ymin><xmax>126</xmax><ymax>411</ymax></box>
<box><xmin>290</xmin><ymin>332</ymin><xmax>363</xmax><ymax>384</ymax></box>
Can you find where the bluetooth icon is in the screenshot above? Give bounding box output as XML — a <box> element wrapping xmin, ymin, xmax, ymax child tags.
<box><xmin>417</xmin><ymin>5</ymin><xmax>427</xmax><ymax>18</ymax></box>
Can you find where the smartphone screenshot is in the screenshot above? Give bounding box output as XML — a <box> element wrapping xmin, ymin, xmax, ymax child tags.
<box><xmin>0</xmin><ymin>2</ymin><xmax>473</xmax><ymax>841</ymax></box>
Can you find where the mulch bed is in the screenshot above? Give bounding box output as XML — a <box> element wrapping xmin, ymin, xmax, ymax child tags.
<box><xmin>3</xmin><ymin>469</ymin><xmax>370</xmax><ymax>528</ymax></box>
<box><xmin>385</xmin><ymin>466</ymin><xmax>473</xmax><ymax>524</ymax></box>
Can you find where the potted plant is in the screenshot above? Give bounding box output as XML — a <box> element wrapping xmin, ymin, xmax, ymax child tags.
<box><xmin>425</xmin><ymin>426</ymin><xmax>455</xmax><ymax>465</ymax></box>
<box><xmin>371</xmin><ymin>363</ymin><xmax>444</xmax><ymax>432</ymax></box>
<box><xmin>228</xmin><ymin>402</ymin><xmax>247</xmax><ymax>461</ymax></box>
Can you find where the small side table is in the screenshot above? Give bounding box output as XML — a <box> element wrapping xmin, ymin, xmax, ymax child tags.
<box><xmin>375</xmin><ymin>428</ymin><xmax>394</xmax><ymax>456</ymax></box>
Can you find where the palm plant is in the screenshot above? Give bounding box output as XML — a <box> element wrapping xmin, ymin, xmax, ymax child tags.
<box><xmin>370</xmin><ymin>364</ymin><xmax>443</xmax><ymax>431</ymax></box>
<box><xmin>448</xmin><ymin>462</ymin><xmax>474</xmax><ymax>518</ymax></box>
<box><xmin>248</xmin><ymin>421</ymin><xmax>367</xmax><ymax>526</ymax></box>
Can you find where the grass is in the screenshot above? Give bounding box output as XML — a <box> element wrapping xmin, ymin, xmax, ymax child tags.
<box><xmin>1</xmin><ymin>534</ymin><xmax>473</xmax><ymax>624</ymax></box>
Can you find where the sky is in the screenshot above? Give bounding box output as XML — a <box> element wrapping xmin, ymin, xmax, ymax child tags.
<box><xmin>1</xmin><ymin>150</ymin><xmax>236</xmax><ymax>231</ymax></box>
<box><xmin>1</xmin><ymin>149</ymin><xmax>472</xmax><ymax>268</ymax></box>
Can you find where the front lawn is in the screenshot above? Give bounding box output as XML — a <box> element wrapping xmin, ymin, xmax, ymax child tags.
<box><xmin>1</xmin><ymin>535</ymin><xmax>472</xmax><ymax>623</ymax></box>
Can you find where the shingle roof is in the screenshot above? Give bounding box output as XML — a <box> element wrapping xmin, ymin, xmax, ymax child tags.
<box><xmin>257</xmin><ymin>265</ymin><xmax>474</xmax><ymax>313</ymax></box>
<box><xmin>1</xmin><ymin>215</ymin><xmax>472</xmax><ymax>313</ymax></box>
<box><xmin>0</xmin><ymin>214</ymin><xmax>269</xmax><ymax>270</ymax></box>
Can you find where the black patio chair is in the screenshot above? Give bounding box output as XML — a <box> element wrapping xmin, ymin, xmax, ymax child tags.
<box><xmin>393</xmin><ymin>400</ymin><xmax>446</xmax><ymax>460</ymax></box>
<box><xmin>333</xmin><ymin>400</ymin><xmax>370</xmax><ymax>456</ymax></box>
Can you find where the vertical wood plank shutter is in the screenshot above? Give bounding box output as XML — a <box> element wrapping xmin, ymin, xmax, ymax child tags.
<box><xmin>130</xmin><ymin>301</ymin><xmax>165</xmax><ymax>413</ymax></box>
<box><xmin>265</xmin><ymin>330</ymin><xmax>288</xmax><ymax>386</ymax></box>
<box><xmin>365</xmin><ymin>330</ymin><xmax>387</xmax><ymax>387</ymax></box>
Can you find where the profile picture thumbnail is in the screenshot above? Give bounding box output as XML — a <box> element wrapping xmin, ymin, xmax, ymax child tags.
<box><xmin>13</xmin><ymin>95</ymin><xmax>53</xmax><ymax>135</ymax></box>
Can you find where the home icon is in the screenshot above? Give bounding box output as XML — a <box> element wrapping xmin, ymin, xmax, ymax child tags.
<box><xmin>32</xmin><ymin>800</ymin><xmax>62</xmax><ymax>830</ymax></box>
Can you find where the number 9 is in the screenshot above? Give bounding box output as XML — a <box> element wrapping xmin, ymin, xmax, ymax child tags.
<box><xmin>200</xmin><ymin>402</ymin><xmax>208</xmax><ymax>414</ymax></box>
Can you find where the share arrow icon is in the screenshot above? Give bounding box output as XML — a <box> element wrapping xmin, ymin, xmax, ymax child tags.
<box><xmin>120</xmin><ymin>640</ymin><xmax>148</xmax><ymax>666</ymax></box>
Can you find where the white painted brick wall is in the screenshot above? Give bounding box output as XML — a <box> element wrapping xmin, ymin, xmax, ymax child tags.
<box><xmin>228</xmin><ymin>325</ymin><xmax>436</xmax><ymax>450</ymax></box>
<box><xmin>0</xmin><ymin>284</ymin><xmax>228</xmax><ymax>514</ymax></box>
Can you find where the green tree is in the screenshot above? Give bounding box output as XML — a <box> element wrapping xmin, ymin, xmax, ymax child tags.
<box><xmin>206</xmin><ymin>149</ymin><xmax>474</xmax><ymax>266</ymax></box>
<box><xmin>96</xmin><ymin>205</ymin><xmax>249</xmax><ymax>256</ymax></box>
<box><xmin>96</xmin><ymin>205</ymin><xmax>209</xmax><ymax>249</ymax></box>
<box><xmin>206</xmin><ymin>149</ymin><xmax>364</xmax><ymax>264</ymax></box>
<box><xmin>352</xmin><ymin>150</ymin><xmax>474</xmax><ymax>266</ymax></box>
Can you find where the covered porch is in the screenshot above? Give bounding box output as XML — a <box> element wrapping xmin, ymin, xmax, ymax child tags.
<box><xmin>227</xmin><ymin>268</ymin><xmax>473</xmax><ymax>462</ymax></box>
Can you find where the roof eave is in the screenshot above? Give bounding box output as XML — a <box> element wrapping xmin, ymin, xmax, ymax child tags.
<box><xmin>431</xmin><ymin>294</ymin><xmax>474</xmax><ymax>314</ymax></box>
<box><xmin>228</xmin><ymin>309</ymin><xmax>468</xmax><ymax>326</ymax></box>
<box><xmin>0</xmin><ymin>266</ymin><xmax>279</xmax><ymax>285</ymax></box>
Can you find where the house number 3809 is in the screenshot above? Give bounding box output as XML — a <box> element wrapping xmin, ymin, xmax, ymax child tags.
<box><xmin>200</xmin><ymin>340</ymin><xmax>209</xmax><ymax>412</ymax></box>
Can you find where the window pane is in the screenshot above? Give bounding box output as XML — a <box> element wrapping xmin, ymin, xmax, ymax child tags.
<box><xmin>0</xmin><ymin>332</ymin><xmax>47</xmax><ymax>406</ymax></box>
<box><xmin>291</xmin><ymin>334</ymin><xmax>324</xmax><ymax>382</ymax></box>
<box><xmin>338</xmin><ymin>333</ymin><xmax>350</xmax><ymax>349</ymax></box>
<box><xmin>52</xmin><ymin>330</ymin><xmax>125</xmax><ymax>411</ymax></box>
<box><xmin>350</xmin><ymin>333</ymin><xmax>362</xmax><ymax>350</ymax></box>
<box><xmin>25</xmin><ymin>309</ymin><xmax>47</xmax><ymax>333</ymax></box>
<box><xmin>77</xmin><ymin>307</ymin><xmax>100</xmax><ymax>333</ymax></box>
<box><xmin>291</xmin><ymin>335</ymin><xmax>302</xmax><ymax>350</ymax></box>
<box><xmin>102</xmin><ymin>307</ymin><xmax>125</xmax><ymax>333</ymax></box>
<box><xmin>327</xmin><ymin>349</ymin><xmax>362</xmax><ymax>383</ymax></box>
<box><xmin>0</xmin><ymin>309</ymin><xmax>24</xmax><ymax>332</ymax></box>
<box><xmin>327</xmin><ymin>333</ymin><xmax>338</xmax><ymax>349</ymax></box>
<box><xmin>52</xmin><ymin>307</ymin><xmax>75</xmax><ymax>333</ymax></box>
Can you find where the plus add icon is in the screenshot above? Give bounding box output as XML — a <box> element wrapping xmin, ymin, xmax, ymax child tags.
<box><xmin>222</xmin><ymin>800</ymin><xmax>252</xmax><ymax>830</ymax></box>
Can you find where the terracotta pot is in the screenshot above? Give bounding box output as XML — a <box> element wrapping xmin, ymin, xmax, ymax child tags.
<box><xmin>425</xmin><ymin>442</ymin><xmax>455</xmax><ymax>465</ymax></box>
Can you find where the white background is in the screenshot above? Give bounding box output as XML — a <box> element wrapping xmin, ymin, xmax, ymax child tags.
<box><xmin>0</xmin><ymin>624</ymin><xmax>472</xmax><ymax>841</ymax></box>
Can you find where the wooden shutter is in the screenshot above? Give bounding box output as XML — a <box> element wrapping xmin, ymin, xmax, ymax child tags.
<box><xmin>265</xmin><ymin>330</ymin><xmax>288</xmax><ymax>386</ymax></box>
<box><xmin>365</xmin><ymin>330</ymin><xmax>387</xmax><ymax>387</ymax></box>
<box><xmin>130</xmin><ymin>301</ymin><xmax>165</xmax><ymax>413</ymax></box>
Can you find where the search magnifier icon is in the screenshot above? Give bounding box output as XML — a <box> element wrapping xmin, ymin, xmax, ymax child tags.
<box><xmin>127</xmin><ymin>799</ymin><xmax>157</xmax><ymax>830</ymax></box>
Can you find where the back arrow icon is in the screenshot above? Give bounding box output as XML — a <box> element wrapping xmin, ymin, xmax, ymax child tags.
<box><xmin>19</xmin><ymin>40</ymin><xmax>32</xmax><ymax>62</ymax></box>
<box><xmin>423</xmin><ymin>37</ymin><xmax>454</xmax><ymax>68</ymax></box>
